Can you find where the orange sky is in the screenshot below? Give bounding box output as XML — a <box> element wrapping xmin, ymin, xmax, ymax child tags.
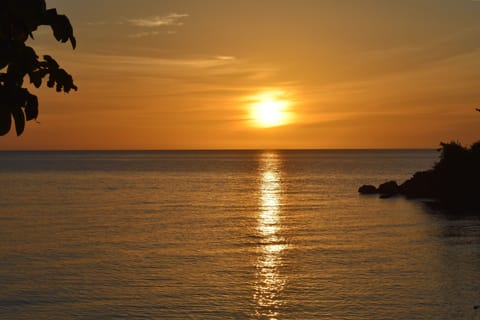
<box><xmin>2</xmin><ymin>0</ymin><xmax>480</xmax><ymax>150</ymax></box>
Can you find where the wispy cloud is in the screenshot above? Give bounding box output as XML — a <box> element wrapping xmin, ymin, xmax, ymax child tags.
<box><xmin>128</xmin><ymin>13</ymin><xmax>189</xmax><ymax>28</ymax></box>
<box><xmin>61</xmin><ymin>50</ymin><xmax>278</xmax><ymax>98</ymax></box>
<box><xmin>66</xmin><ymin>52</ymin><xmax>247</xmax><ymax>78</ymax></box>
<box><xmin>128</xmin><ymin>31</ymin><xmax>160</xmax><ymax>38</ymax></box>
<box><xmin>86</xmin><ymin>21</ymin><xmax>107</xmax><ymax>26</ymax></box>
<box><xmin>215</xmin><ymin>56</ymin><xmax>236</xmax><ymax>61</ymax></box>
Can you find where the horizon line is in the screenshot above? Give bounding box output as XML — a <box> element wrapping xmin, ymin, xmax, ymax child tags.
<box><xmin>0</xmin><ymin>147</ymin><xmax>438</xmax><ymax>152</ymax></box>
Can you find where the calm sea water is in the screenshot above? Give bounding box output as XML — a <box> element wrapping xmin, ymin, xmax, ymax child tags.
<box><xmin>0</xmin><ymin>150</ymin><xmax>479</xmax><ymax>320</ymax></box>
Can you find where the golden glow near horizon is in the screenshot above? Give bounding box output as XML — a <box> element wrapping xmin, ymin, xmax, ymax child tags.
<box><xmin>2</xmin><ymin>1</ymin><xmax>480</xmax><ymax>150</ymax></box>
<box><xmin>250</xmin><ymin>91</ymin><xmax>293</xmax><ymax>128</ymax></box>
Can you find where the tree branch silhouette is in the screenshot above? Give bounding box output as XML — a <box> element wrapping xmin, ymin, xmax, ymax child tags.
<box><xmin>0</xmin><ymin>0</ymin><xmax>77</xmax><ymax>136</ymax></box>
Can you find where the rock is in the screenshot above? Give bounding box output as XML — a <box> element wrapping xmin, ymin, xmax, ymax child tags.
<box><xmin>399</xmin><ymin>170</ymin><xmax>436</xmax><ymax>198</ymax></box>
<box><xmin>377</xmin><ymin>180</ymin><xmax>399</xmax><ymax>197</ymax></box>
<box><xmin>358</xmin><ymin>185</ymin><xmax>378</xmax><ymax>194</ymax></box>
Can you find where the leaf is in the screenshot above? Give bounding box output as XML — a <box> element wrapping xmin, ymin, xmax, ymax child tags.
<box><xmin>12</xmin><ymin>87</ymin><xmax>28</xmax><ymax>109</ymax></box>
<box><xmin>22</xmin><ymin>46</ymin><xmax>39</xmax><ymax>70</ymax></box>
<box><xmin>43</xmin><ymin>55</ymin><xmax>59</xmax><ymax>69</ymax></box>
<box><xmin>25</xmin><ymin>94</ymin><xmax>38</xmax><ymax>121</ymax></box>
<box><xmin>43</xmin><ymin>9</ymin><xmax>76</xmax><ymax>49</ymax></box>
<box><xmin>0</xmin><ymin>106</ymin><xmax>12</xmax><ymax>136</ymax></box>
<box><xmin>28</xmin><ymin>70</ymin><xmax>43</xmax><ymax>88</ymax></box>
<box><xmin>56</xmin><ymin>68</ymin><xmax>77</xmax><ymax>93</ymax></box>
<box><xmin>11</xmin><ymin>107</ymin><xmax>25</xmax><ymax>136</ymax></box>
<box><xmin>47</xmin><ymin>74</ymin><xmax>54</xmax><ymax>88</ymax></box>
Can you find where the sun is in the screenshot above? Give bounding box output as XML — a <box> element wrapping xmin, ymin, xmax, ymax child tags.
<box><xmin>250</xmin><ymin>91</ymin><xmax>292</xmax><ymax>128</ymax></box>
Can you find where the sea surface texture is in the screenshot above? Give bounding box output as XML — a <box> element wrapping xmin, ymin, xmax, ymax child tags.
<box><xmin>0</xmin><ymin>150</ymin><xmax>479</xmax><ymax>320</ymax></box>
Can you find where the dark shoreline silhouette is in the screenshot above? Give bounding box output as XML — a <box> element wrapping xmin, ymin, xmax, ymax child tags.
<box><xmin>359</xmin><ymin>141</ymin><xmax>480</xmax><ymax>214</ymax></box>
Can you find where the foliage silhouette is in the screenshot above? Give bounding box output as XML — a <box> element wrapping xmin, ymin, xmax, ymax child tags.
<box><xmin>0</xmin><ymin>0</ymin><xmax>76</xmax><ymax>136</ymax></box>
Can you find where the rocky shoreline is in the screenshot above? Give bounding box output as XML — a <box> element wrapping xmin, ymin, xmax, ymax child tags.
<box><xmin>359</xmin><ymin>142</ymin><xmax>480</xmax><ymax>213</ymax></box>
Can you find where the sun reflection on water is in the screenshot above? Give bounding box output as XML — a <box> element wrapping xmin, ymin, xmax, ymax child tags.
<box><xmin>254</xmin><ymin>152</ymin><xmax>288</xmax><ymax>319</ymax></box>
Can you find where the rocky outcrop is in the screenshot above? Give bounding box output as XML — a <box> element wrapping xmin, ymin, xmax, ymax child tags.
<box><xmin>359</xmin><ymin>141</ymin><xmax>480</xmax><ymax>212</ymax></box>
<box><xmin>358</xmin><ymin>185</ymin><xmax>377</xmax><ymax>194</ymax></box>
<box><xmin>400</xmin><ymin>170</ymin><xmax>436</xmax><ymax>199</ymax></box>
<box><xmin>359</xmin><ymin>174</ymin><xmax>433</xmax><ymax>198</ymax></box>
<box><xmin>378</xmin><ymin>181</ymin><xmax>400</xmax><ymax>198</ymax></box>
<box><xmin>358</xmin><ymin>180</ymin><xmax>400</xmax><ymax>198</ymax></box>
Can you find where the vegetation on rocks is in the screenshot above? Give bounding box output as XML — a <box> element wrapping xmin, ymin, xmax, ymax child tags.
<box><xmin>359</xmin><ymin>141</ymin><xmax>480</xmax><ymax>212</ymax></box>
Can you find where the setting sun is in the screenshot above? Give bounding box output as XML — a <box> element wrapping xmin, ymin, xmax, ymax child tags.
<box><xmin>250</xmin><ymin>91</ymin><xmax>293</xmax><ymax>128</ymax></box>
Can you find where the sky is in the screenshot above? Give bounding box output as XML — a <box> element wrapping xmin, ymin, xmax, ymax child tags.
<box><xmin>2</xmin><ymin>0</ymin><xmax>480</xmax><ymax>150</ymax></box>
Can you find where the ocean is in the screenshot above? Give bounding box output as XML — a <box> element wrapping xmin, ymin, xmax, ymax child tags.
<box><xmin>0</xmin><ymin>150</ymin><xmax>479</xmax><ymax>319</ymax></box>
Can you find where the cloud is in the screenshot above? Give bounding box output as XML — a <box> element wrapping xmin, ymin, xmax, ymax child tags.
<box><xmin>86</xmin><ymin>21</ymin><xmax>107</xmax><ymax>26</ymax></box>
<box><xmin>215</xmin><ymin>56</ymin><xmax>236</xmax><ymax>61</ymax></box>
<box><xmin>65</xmin><ymin>52</ymin><xmax>249</xmax><ymax>80</ymax></box>
<box><xmin>60</xmin><ymin>49</ymin><xmax>281</xmax><ymax>101</ymax></box>
<box><xmin>128</xmin><ymin>13</ymin><xmax>189</xmax><ymax>28</ymax></box>
<box><xmin>129</xmin><ymin>31</ymin><xmax>160</xmax><ymax>38</ymax></box>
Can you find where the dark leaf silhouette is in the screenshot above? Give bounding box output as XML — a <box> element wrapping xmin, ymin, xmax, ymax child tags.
<box><xmin>11</xmin><ymin>107</ymin><xmax>25</xmax><ymax>136</ymax></box>
<box><xmin>25</xmin><ymin>94</ymin><xmax>38</xmax><ymax>121</ymax></box>
<box><xmin>0</xmin><ymin>0</ymin><xmax>76</xmax><ymax>136</ymax></box>
<box><xmin>0</xmin><ymin>106</ymin><xmax>12</xmax><ymax>135</ymax></box>
<box><xmin>43</xmin><ymin>10</ymin><xmax>76</xmax><ymax>49</ymax></box>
